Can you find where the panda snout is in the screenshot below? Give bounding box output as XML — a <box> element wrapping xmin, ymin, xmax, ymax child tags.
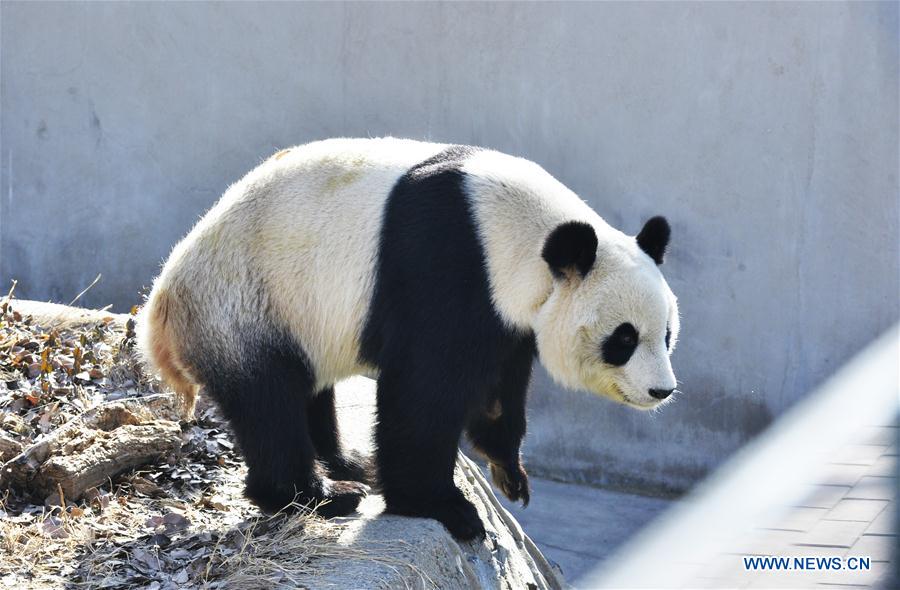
<box><xmin>648</xmin><ymin>387</ymin><xmax>675</xmax><ymax>400</ymax></box>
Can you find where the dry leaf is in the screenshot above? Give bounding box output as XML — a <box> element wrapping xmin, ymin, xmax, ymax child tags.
<box><xmin>41</xmin><ymin>518</ymin><xmax>68</xmax><ymax>539</ymax></box>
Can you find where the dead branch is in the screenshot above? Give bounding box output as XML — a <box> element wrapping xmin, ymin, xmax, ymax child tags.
<box><xmin>1</xmin><ymin>394</ymin><xmax>183</xmax><ymax>500</ymax></box>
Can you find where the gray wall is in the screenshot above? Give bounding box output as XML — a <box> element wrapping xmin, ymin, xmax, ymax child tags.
<box><xmin>3</xmin><ymin>2</ymin><xmax>898</xmax><ymax>494</ymax></box>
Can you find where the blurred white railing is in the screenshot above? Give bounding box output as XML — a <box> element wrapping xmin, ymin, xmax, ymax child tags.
<box><xmin>584</xmin><ymin>324</ymin><xmax>899</xmax><ymax>589</ymax></box>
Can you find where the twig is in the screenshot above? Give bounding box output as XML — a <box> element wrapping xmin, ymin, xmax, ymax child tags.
<box><xmin>69</xmin><ymin>274</ymin><xmax>102</xmax><ymax>307</ymax></box>
<box><xmin>57</xmin><ymin>482</ymin><xmax>67</xmax><ymax>525</ymax></box>
<box><xmin>2</xmin><ymin>279</ymin><xmax>17</xmax><ymax>314</ymax></box>
<box><xmin>4</xmin><ymin>279</ymin><xmax>16</xmax><ymax>302</ymax></box>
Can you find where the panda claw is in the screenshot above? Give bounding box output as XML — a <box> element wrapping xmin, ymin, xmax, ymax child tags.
<box><xmin>489</xmin><ymin>461</ymin><xmax>530</xmax><ymax>506</ymax></box>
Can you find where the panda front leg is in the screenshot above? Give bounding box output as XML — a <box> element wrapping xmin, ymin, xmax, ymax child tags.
<box><xmin>465</xmin><ymin>338</ymin><xmax>535</xmax><ymax>506</ymax></box>
<box><xmin>375</xmin><ymin>368</ymin><xmax>486</xmax><ymax>541</ymax></box>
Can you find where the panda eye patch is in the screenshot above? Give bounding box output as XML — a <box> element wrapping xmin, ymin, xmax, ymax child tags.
<box><xmin>601</xmin><ymin>322</ymin><xmax>639</xmax><ymax>366</ymax></box>
<box><xmin>665</xmin><ymin>326</ymin><xmax>672</xmax><ymax>350</ymax></box>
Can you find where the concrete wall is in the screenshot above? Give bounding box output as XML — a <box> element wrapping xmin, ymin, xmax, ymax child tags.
<box><xmin>2</xmin><ymin>2</ymin><xmax>897</xmax><ymax>494</ymax></box>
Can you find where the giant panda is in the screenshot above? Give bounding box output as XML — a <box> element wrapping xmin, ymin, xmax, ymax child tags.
<box><xmin>136</xmin><ymin>138</ymin><xmax>680</xmax><ymax>540</ymax></box>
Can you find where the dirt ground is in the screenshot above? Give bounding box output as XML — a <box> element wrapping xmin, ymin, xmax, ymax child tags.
<box><xmin>0</xmin><ymin>293</ymin><xmax>358</xmax><ymax>589</ymax></box>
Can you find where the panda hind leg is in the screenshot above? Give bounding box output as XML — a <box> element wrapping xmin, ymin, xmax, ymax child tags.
<box><xmin>203</xmin><ymin>347</ymin><xmax>367</xmax><ymax>517</ymax></box>
<box><xmin>308</xmin><ymin>386</ymin><xmax>370</xmax><ymax>484</ymax></box>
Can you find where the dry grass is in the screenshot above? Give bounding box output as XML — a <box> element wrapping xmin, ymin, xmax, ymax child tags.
<box><xmin>210</xmin><ymin>505</ymin><xmax>345</xmax><ymax>588</ymax></box>
<box><xmin>0</xmin><ymin>488</ymin><xmax>145</xmax><ymax>588</ymax></box>
<box><xmin>211</xmin><ymin>502</ymin><xmax>437</xmax><ymax>590</ymax></box>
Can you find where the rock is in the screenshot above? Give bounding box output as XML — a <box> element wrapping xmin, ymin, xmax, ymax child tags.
<box><xmin>299</xmin><ymin>455</ymin><xmax>565</xmax><ymax>589</ymax></box>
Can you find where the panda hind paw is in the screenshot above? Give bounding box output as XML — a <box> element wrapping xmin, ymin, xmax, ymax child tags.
<box><xmin>315</xmin><ymin>479</ymin><xmax>369</xmax><ymax>518</ymax></box>
<box><xmin>323</xmin><ymin>451</ymin><xmax>371</xmax><ymax>485</ymax></box>
<box><xmin>244</xmin><ymin>477</ymin><xmax>367</xmax><ymax>517</ymax></box>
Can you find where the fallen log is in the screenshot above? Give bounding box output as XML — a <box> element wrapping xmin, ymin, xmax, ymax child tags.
<box><xmin>1</xmin><ymin>394</ymin><xmax>182</xmax><ymax>500</ymax></box>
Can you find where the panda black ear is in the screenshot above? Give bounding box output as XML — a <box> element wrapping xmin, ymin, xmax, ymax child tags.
<box><xmin>542</xmin><ymin>221</ymin><xmax>598</xmax><ymax>280</ymax></box>
<box><xmin>636</xmin><ymin>216</ymin><xmax>670</xmax><ymax>265</ymax></box>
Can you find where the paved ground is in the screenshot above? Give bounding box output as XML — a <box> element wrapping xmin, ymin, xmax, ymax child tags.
<box><xmin>505</xmin><ymin>439</ymin><xmax>896</xmax><ymax>589</ymax></box>
<box><xmin>712</xmin><ymin>423</ymin><xmax>897</xmax><ymax>589</ymax></box>
<box><xmin>587</xmin><ymin>419</ymin><xmax>897</xmax><ymax>589</ymax></box>
<box><xmin>498</xmin><ymin>476</ymin><xmax>671</xmax><ymax>583</ymax></box>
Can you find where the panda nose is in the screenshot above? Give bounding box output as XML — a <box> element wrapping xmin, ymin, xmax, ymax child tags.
<box><xmin>649</xmin><ymin>388</ymin><xmax>675</xmax><ymax>400</ymax></box>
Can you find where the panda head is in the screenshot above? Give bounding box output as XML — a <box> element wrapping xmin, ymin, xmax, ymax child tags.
<box><xmin>534</xmin><ymin>216</ymin><xmax>679</xmax><ymax>410</ymax></box>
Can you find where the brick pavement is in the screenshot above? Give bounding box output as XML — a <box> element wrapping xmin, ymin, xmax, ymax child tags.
<box><xmin>689</xmin><ymin>420</ymin><xmax>897</xmax><ymax>589</ymax></box>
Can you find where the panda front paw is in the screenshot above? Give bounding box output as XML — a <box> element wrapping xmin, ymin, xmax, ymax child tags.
<box><xmin>385</xmin><ymin>489</ymin><xmax>486</xmax><ymax>541</ymax></box>
<box><xmin>489</xmin><ymin>460</ymin><xmax>530</xmax><ymax>506</ymax></box>
<box><xmin>434</xmin><ymin>493</ymin><xmax>486</xmax><ymax>541</ymax></box>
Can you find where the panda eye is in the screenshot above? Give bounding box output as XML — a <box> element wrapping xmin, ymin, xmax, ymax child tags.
<box><xmin>665</xmin><ymin>327</ymin><xmax>672</xmax><ymax>350</ymax></box>
<box><xmin>601</xmin><ymin>322</ymin><xmax>639</xmax><ymax>366</ymax></box>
